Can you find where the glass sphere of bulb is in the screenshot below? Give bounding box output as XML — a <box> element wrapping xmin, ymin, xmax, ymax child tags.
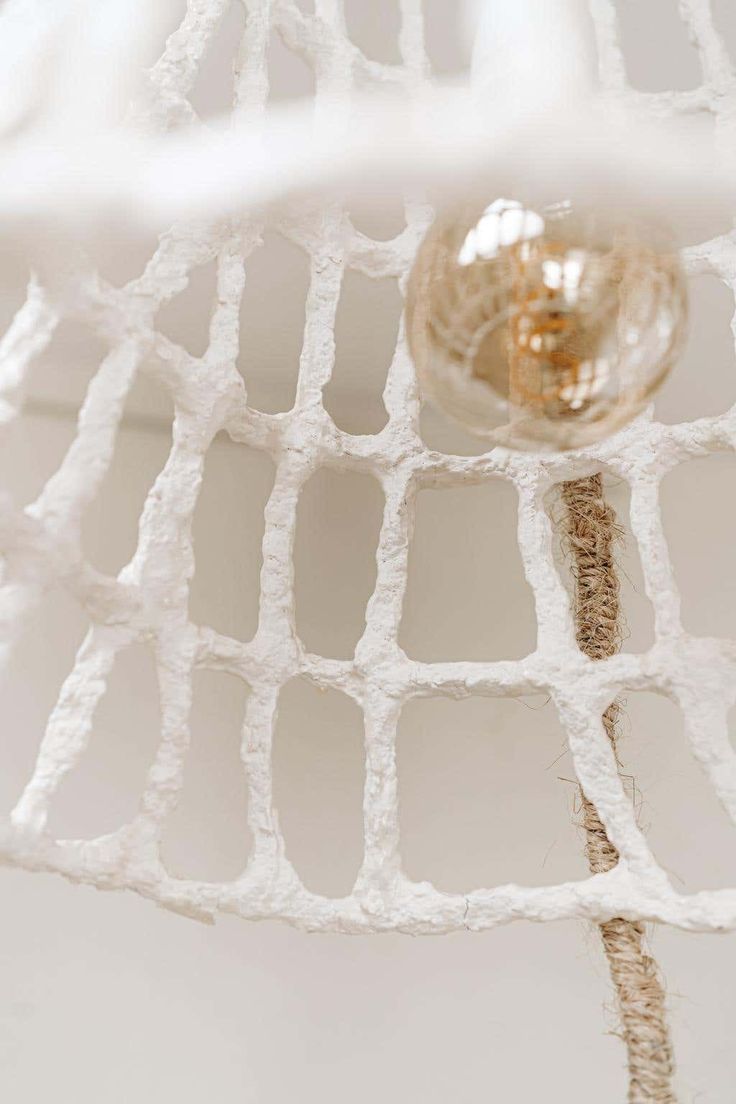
<box><xmin>406</xmin><ymin>198</ymin><xmax>688</xmax><ymax>451</ymax></box>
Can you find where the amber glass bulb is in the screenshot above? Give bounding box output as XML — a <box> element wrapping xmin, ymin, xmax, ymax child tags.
<box><xmin>406</xmin><ymin>199</ymin><xmax>687</xmax><ymax>451</ymax></box>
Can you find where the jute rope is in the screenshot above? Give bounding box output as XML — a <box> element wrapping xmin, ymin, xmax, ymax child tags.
<box><xmin>559</xmin><ymin>474</ymin><xmax>677</xmax><ymax>1104</ymax></box>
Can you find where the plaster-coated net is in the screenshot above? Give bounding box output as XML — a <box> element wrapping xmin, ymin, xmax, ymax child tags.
<box><xmin>1</xmin><ymin>0</ymin><xmax>736</xmax><ymax>935</ymax></box>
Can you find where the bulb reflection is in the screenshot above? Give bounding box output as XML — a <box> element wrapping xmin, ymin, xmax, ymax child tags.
<box><xmin>406</xmin><ymin>198</ymin><xmax>687</xmax><ymax>451</ymax></box>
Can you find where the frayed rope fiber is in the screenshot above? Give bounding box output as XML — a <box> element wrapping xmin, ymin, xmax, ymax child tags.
<box><xmin>559</xmin><ymin>474</ymin><xmax>677</xmax><ymax>1104</ymax></box>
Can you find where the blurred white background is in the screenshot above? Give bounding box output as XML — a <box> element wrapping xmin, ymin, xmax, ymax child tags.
<box><xmin>1</xmin><ymin>2</ymin><xmax>736</xmax><ymax>1101</ymax></box>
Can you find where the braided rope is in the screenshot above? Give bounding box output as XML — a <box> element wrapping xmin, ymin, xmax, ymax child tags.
<box><xmin>560</xmin><ymin>475</ymin><xmax>676</xmax><ymax>1103</ymax></box>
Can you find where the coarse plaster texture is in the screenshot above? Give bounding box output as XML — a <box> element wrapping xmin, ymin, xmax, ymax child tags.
<box><xmin>1</xmin><ymin>0</ymin><xmax>736</xmax><ymax>935</ymax></box>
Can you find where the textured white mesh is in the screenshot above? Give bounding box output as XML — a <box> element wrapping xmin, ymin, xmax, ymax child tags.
<box><xmin>1</xmin><ymin>0</ymin><xmax>736</xmax><ymax>934</ymax></box>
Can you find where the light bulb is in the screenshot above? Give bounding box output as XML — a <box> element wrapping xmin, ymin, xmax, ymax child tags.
<box><xmin>406</xmin><ymin>198</ymin><xmax>688</xmax><ymax>451</ymax></box>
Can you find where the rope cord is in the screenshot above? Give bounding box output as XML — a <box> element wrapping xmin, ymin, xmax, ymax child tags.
<box><xmin>559</xmin><ymin>474</ymin><xmax>677</xmax><ymax>1104</ymax></box>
